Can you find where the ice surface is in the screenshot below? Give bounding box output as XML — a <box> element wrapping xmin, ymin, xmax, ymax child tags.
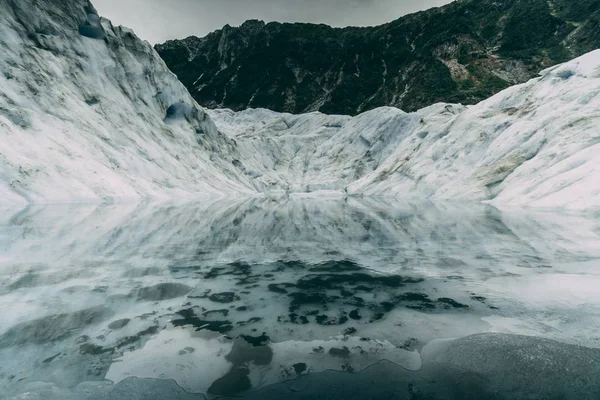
<box><xmin>1</xmin><ymin>198</ymin><xmax>599</xmax><ymax>398</ymax></box>
<box><xmin>0</xmin><ymin>0</ymin><xmax>255</xmax><ymax>205</ymax></box>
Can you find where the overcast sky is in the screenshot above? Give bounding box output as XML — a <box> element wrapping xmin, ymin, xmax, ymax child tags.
<box><xmin>93</xmin><ymin>0</ymin><xmax>453</xmax><ymax>44</ymax></box>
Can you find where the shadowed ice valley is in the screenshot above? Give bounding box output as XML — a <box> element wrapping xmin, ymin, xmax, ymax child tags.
<box><xmin>1</xmin><ymin>198</ymin><xmax>600</xmax><ymax>399</ymax></box>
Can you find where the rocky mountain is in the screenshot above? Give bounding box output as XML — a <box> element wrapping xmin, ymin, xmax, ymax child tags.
<box><xmin>156</xmin><ymin>0</ymin><xmax>600</xmax><ymax>115</ymax></box>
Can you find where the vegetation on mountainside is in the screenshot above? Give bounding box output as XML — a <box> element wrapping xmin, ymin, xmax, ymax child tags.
<box><xmin>156</xmin><ymin>0</ymin><xmax>600</xmax><ymax>115</ymax></box>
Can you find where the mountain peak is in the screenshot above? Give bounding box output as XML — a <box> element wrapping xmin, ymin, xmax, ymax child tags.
<box><xmin>156</xmin><ymin>0</ymin><xmax>600</xmax><ymax>116</ymax></box>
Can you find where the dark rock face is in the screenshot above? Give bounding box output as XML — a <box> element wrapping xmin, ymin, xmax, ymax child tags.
<box><xmin>156</xmin><ymin>0</ymin><xmax>600</xmax><ymax>116</ymax></box>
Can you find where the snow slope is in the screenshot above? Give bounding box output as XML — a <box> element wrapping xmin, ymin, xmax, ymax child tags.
<box><xmin>0</xmin><ymin>0</ymin><xmax>255</xmax><ymax>205</ymax></box>
<box><xmin>210</xmin><ymin>50</ymin><xmax>600</xmax><ymax>210</ymax></box>
<box><xmin>0</xmin><ymin>0</ymin><xmax>598</xmax><ymax>210</ymax></box>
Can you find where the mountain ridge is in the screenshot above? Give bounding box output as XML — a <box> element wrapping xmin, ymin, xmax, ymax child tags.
<box><xmin>156</xmin><ymin>0</ymin><xmax>600</xmax><ymax>115</ymax></box>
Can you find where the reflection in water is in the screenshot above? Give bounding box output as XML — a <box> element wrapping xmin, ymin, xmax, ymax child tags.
<box><xmin>0</xmin><ymin>197</ymin><xmax>600</xmax><ymax>399</ymax></box>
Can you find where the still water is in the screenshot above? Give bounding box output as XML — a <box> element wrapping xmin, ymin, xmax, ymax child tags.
<box><xmin>1</xmin><ymin>197</ymin><xmax>600</xmax><ymax>399</ymax></box>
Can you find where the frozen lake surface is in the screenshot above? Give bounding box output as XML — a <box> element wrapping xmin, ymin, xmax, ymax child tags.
<box><xmin>1</xmin><ymin>197</ymin><xmax>600</xmax><ymax>399</ymax></box>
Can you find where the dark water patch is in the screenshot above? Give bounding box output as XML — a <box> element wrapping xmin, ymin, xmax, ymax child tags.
<box><xmin>137</xmin><ymin>283</ymin><xmax>192</xmax><ymax>301</ymax></box>
<box><xmin>471</xmin><ymin>295</ymin><xmax>487</xmax><ymax>303</ymax></box>
<box><xmin>268</xmin><ymin>283</ymin><xmax>296</xmax><ymax>294</ymax></box>
<box><xmin>108</xmin><ymin>319</ymin><xmax>131</xmax><ymax>330</ymax></box>
<box><xmin>203</xmin><ymin>309</ymin><xmax>229</xmax><ymax>318</ymax></box>
<box><xmin>391</xmin><ymin>292</ymin><xmax>470</xmax><ymax>311</ymax></box>
<box><xmin>237</xmin><ymin>317</ymin><xmax>263</xmax><ymax>326</ymax></box>
<box><xmin>309</xmin><ymin>260</ymin><xmax>363</xmax><ymax>273</ymax></box>
<box><xmin>205</xmin><ymin>262</ymin><xmax>253</xmax><ymax>279</ymax></box>
<box><xmin>399</xmin><ymin>338</ymin><xmax>419</xmax><ymax>351</ymax></box>
<box><xmin>79</xmin><ymin>342</ymin><xmax>112</xmax><ymax>355</ymax></box>
<box><xmin>329</xmin><ymin>346</ymin><xmax>350</xmax><ymax>357</ymax></box>
<box><xmin>209</xmin><ymin>292</ymin><xmax>240</xmax><ymax>303</ymax></box>
<box><xmin>280</xmin><ymin>313</ymin><xmax>310</xmax><ymax>324</ymax></box>
<box><xmin>122</xmin><ymin>267</ymin><xmax>162</xmax><ymax>278</ymax></box>
<box><xmin>178</xmin><ymin>347</ymin><xmax>196</xmax><ymax>355</ymax></box>
<box><xmin>369</xmin><ymin>312</ymin><xmax>385</xmax><ymax>322</ymax></box>
<box><xmin>240</xmin><ymin>333</ymin><xmax>270</xmax><ymax>347</ymax></box>
<box><xmin>293</xmin><ymin>363</ymin><xmax>307</xmax><ymax>375</ymax></box>
<box><xmin>204</xmin><ymin>267</ymin><xmax>226</xmax><ymax>279</ymax></box>
<box><xmin>243</xmin><ymin>284</ymin><xmax>260</xmax><ymax>290</ymax></box>
<box><xmin>395</xmin><ymin>292</ymin><xmax>435</xmax><ymax>311</ymax></box>
<box><xmin>316</xmin><ymin>314</ymin><xmax>349</xmax><ymax>326</ymax></box>
<box><xmin>226</xmin><ymin>336</ymin><xmax>273</xmax><ymax>365</ymax></box>
<box><xmin>188</xmin><ymin>288</ymin><xmax>211</xmax><ymax>299</ymax></box>
<box><xmin>0</xmin><ymin>306</ymin><xmax>112</xmax><ymax>347</ymax></box>
<box><xmin>341</xmin><ymin>363</ymin><xmax>355</xmax><ymax>372</ymax></box>
<box><xmin>297</xmin><ymin>273</ymin><xmax>423</xmax><ymax>291</ymax></box>
<box><xmin>270</xmin><ymin>260</ymin><xmax>308</xmax><ymax>272</ymax></box>
<box><xmin>344</xmin><ymin>327</ymin><xmax>357</xmax><ymax>335</ymax></box>
<box><xmin>289</xmin><ymin>292</ymin><xmax>329</xmax><ymax>312</ymax></box>
<box><xmin>279</xmin><ymin>271</ymin><xmax>455</xmax><ymax>327</ymax></box>
<box><xmin>437</xmin><ymin>298</ymin><xmax>469</xmax><ymax>309</ymax></box>
<box><xmin>116</xmin><ymin>326</ymin><xmax>160</xmax><ymax>349</ymax></box>
<box><xmin>172</xmin><ymin>308</ymin><xmax>233</xmax><ymax>334</ymax></box>
<box><xmin>208</xmin><ymin>366</ymin><xmax>251</xmax><ymax>396</ymax></box>
<box><xmin>236</xmin><ymin>275</ymin><xmax>263</xmax><ymax>286</ymax></box>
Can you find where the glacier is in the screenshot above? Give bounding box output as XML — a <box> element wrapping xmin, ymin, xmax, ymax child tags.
<box><xmin>1</xmin><ymin>1</ymin><xmax>600</xmax><ymax>399</ymax></box>
<box><xmin>208</xmin><ymin>52</ymin><xmax>600</xmax><ymax>210</ymax></box>
<box><xmin>0</xmin><ymin>0</ymin><xmax>599</xmax><ymax>210</ymax></box>
<box><xmin>0</xmin><ymin>0</ymin><xmax>256</xmax><ymax>205</ymax></box>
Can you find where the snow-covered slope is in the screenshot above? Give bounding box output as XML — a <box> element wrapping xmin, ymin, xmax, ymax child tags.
<box><xmin>0</xmin><ymin>0</ymin><xmax>598</xmax><ymax>210</ymax></box>
<box><xmin>0</xmin><ymin>0</ymin><xmax>255</xmax><ymax>205</ymax></box>
<box><xmin>210</xmin><ymin>50</ymin><xmax>600</xmax><ymax>210</ymax></box>
<box><xmin>352</xmin><ymin>52</ymin><xmax>600</xmax><ymax>210</ymax></box>
<box><xmin>209</xmin><ymin>105</ymin><xmax>463</xmax><ymax>194</ymax></box>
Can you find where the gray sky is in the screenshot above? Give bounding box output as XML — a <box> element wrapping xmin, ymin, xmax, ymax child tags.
<box><xmin>93</xmin><ymin>0</ymin><xmax>453</xmax><ymax>44</ymax></box>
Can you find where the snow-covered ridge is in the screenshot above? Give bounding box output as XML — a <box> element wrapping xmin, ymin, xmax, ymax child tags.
<box><xmin>0</xmin><ymin>0</ymin><xmax>599</xmax><ymax>210</ymax></box>
<box><xmin>0</xmin><ymin>0</ymin><xmax>255</xmax><ymax>205</ymax></box>
<box><xmin>210</xmin><ymin>50</ymin><xmax>600</xmax><ymax>210</ymax></box>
